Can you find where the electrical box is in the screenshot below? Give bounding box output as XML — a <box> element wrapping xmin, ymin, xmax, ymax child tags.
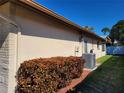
<box><xmin>82</xmin><ymin>53</ymin><xmax>96</xmax><ymax>69</ymax></box>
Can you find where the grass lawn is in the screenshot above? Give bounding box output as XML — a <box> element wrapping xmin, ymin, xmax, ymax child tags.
<box><xmin>68</xmin><ymin>56</ymin><xmax>124</xmax><ymax>93</ymax></box>
<box><xmin>96</xmin><ymin>55</ymin><xmax>113</xmax><ymax>63</ymax></box>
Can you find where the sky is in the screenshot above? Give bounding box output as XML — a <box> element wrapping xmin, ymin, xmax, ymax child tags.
<box><xmin>34</xmin><ymin>0</ymin><xmax>124</xmax><ymax>36</ymax></box>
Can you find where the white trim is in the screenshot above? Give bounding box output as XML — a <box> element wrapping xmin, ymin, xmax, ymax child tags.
<box><xmin>16</xmin><ymin>31</ymin><xmax>21</xmax><ymax>69</ymax></box>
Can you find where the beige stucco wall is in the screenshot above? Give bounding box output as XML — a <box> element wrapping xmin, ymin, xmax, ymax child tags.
<box><xmin>13</xmin><ymin>3</ymin><xmax>83</xmax><ymax>65</ymax></box>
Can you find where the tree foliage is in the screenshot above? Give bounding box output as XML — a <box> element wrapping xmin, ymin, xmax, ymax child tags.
<box><xmin>109</xmin><ymin>20</ymin><xmax>124</xmax><ymax>44</ymax></box>
<box><xmin>83</xmin><ymin>26</ymin><xmax>94</xmax><ymax>31</ymax></box>
<box><xmin>102</xmin><ymin>20</ymin><xmax>124</xmax><ymax>45</ymax></box>
<box><xmin>101</xmin><ymin>27</ymin><xmax>110</xmax><ymax>35</ymax></box>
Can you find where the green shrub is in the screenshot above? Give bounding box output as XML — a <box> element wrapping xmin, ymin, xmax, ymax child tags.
<box><xmin>16</xmin><ymin>56</ymin><xmax>85</xmax><ymax>93</ymax></box>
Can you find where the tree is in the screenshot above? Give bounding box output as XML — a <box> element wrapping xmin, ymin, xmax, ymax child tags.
<box><xmin>109</xmin><ymin>20</ymin><xmax>124</xmax><ymax>45</ymax></box>
<box><xmin>83</xmin><ymin>26</ymin><xmax>94</xmax><ymax>31</ymax></box>
<box><xmin>101</xmin><ymin>27</ymin><xmax>110</xmax><ymax>35</ymax></box>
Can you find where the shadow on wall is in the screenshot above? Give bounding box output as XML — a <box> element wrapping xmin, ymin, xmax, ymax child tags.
<box><xmin>0</xmin><ymin>14</ymin><xmax>20</xmax><ymax>47</ymax></box>
<box><xmin>0</xmin><ymin>20</ymin><xmax>9</xmax><ymax>48</ymax></box>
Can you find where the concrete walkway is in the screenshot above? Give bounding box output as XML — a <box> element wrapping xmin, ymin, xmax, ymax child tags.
<box><xmin>67</xmin><ymin>56</ymin><xmax>124</xmax><ymax>93</ymax></box>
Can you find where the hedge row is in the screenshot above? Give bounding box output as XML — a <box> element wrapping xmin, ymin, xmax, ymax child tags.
<box><xmin>16</xmin><ymin>56</ymin><xmax>85</xmax><ymax>93</ymax></box>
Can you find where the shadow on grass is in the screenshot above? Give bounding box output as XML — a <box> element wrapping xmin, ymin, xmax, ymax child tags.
<box><xmin>67</xmin><ymin>56</ymin><xmax>124</xmax><ymax>93</ymax></box>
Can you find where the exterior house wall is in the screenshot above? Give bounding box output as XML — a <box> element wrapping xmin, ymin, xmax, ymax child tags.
<box><xmin>0</xmin><ymin>3</ymin><xmax>10</xmax><ymax>93</ymax></box>
<box><xmin>0</xmin><ymin>20</ymin><xmax>9</xmax><ymax>93</ymax></box>
<box><xmin>0</xmin><ymin>3</ymin><xmax>18</xmax><ymax>93</ymax></box>
<box><xmin>13</xmin><ymin>3</ymin><xmax>83</xmax><ymax>65</ymax></box>
<box><xmin>93</xmin><ymin>40</ymin><xmax>106</xmax><ymax>58</ymax></box>
<box><xmin>0</xmin><ymin>19</ymin><xmax>18</xmax><ymax>93</ymax></box>
<box><xmin>0</xmin><ymin>2</ymin><xmax>83</xmax><ymax>93</ymax></box>
<box><xmin>83</xmin><ymin>36</ymin><xmax>106</xmax><ymax>58</ymax></box>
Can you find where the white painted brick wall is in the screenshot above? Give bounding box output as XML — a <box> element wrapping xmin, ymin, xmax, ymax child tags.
<box><xmin>0</xmin><ymin>2</ymin><xmax>17</xmax><ymax>93</ymax></box>
<box><xmin>8</xmin><ymin>31</ymin><xmax>17</xmax><ymax>93</ymax></box>
<box><xmin>0</xmin><ymin>22</ymin><xmax>9</xmax><ymax>93</ymax></box>
<box><xmin>0</xmin><ymin>20</ymin><xmax>18</xmax><ymax>93</ymax></box>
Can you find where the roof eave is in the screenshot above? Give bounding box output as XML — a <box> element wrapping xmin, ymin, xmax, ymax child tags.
<box><xmin>19</xmin><ymin>0</ymin><xmax>105</xmax><ymax>41</ymax></box>
<box><xmin>0</xmin><ymin>0</ymin><xmax>105</xmax><ymax>41</ymax></box>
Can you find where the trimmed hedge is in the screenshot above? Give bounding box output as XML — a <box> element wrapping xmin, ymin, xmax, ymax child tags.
<box><xmin>16</xmin><ymin>56</ymin><xmax>85</xmax><ymax>93</ymax></box>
